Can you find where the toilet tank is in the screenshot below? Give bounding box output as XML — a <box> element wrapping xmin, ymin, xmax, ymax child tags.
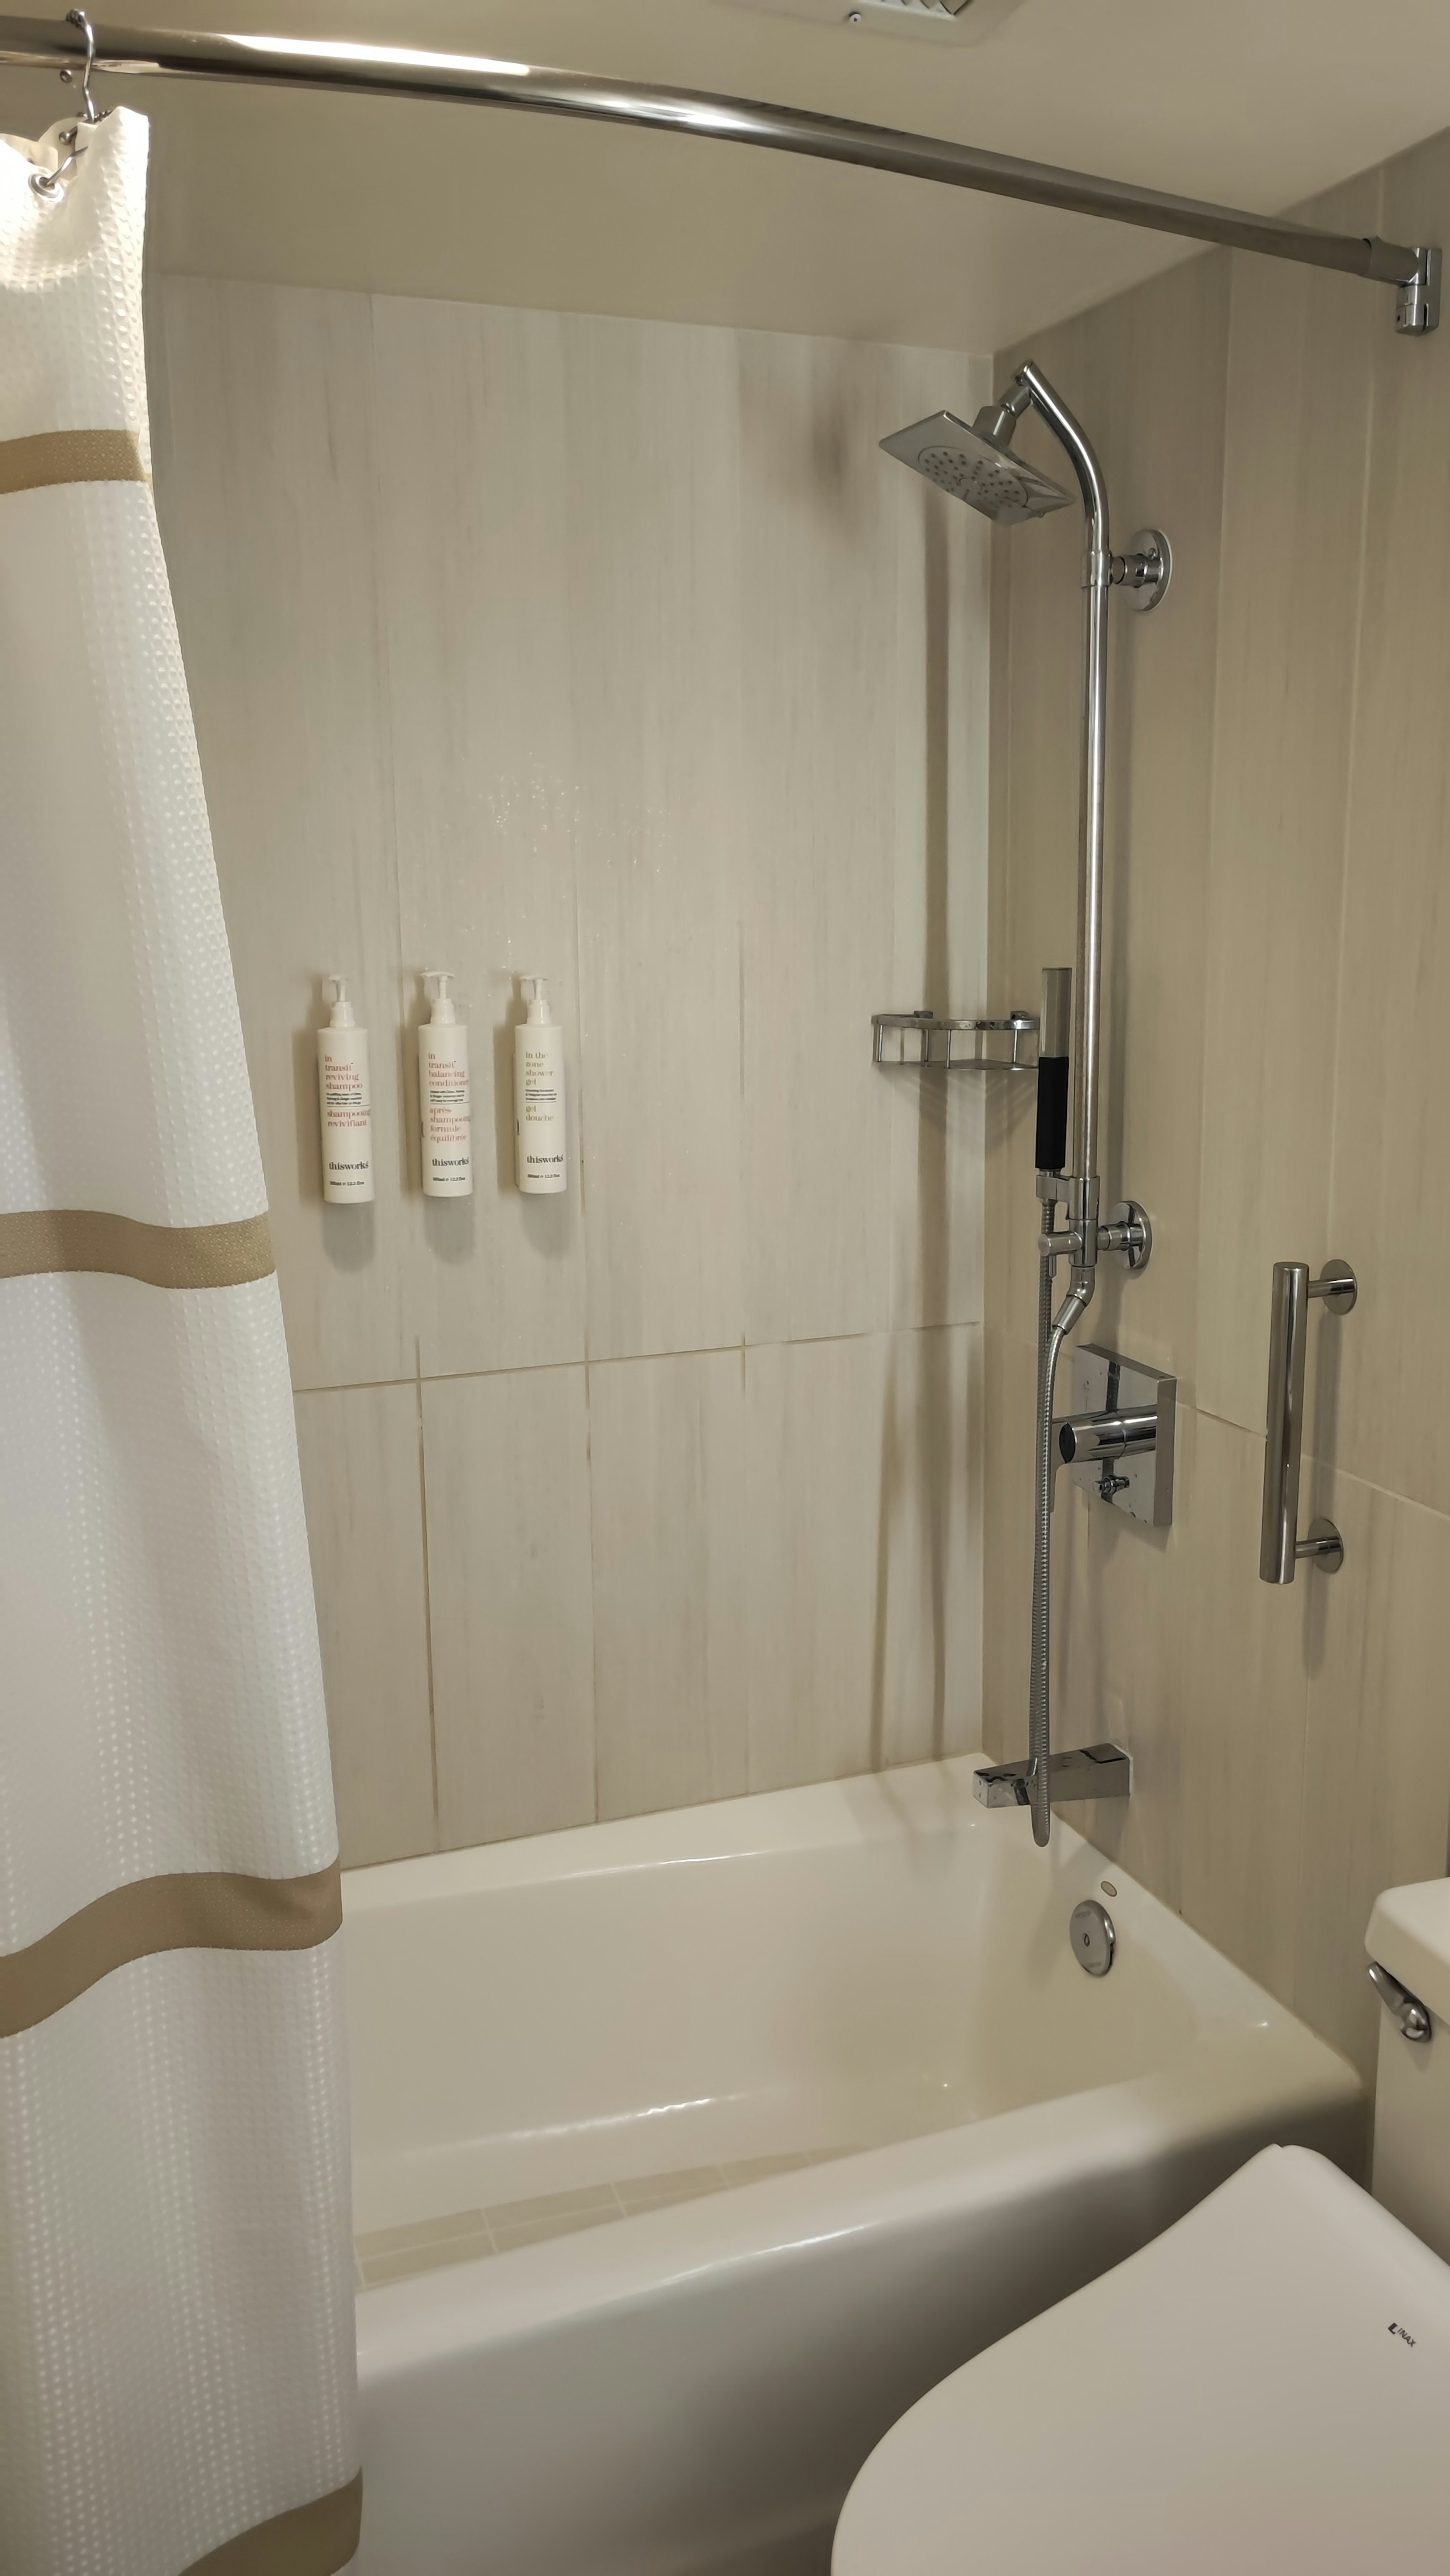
<box><xmin>1366</xmin><ymin>1879</ymin><xmax>1450</xmax><ymax>2263</ymax></box>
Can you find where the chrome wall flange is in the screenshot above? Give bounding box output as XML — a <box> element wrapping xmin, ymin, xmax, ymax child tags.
<box><xmin>1103</xmin><ymin>1198</ymin><xmax>1151</xmax><ymax>1270</ymax></box>
<box><xmin>1117</xmin><ymin>528</ymin><xmax>1171</xmax><ymax>611</ymax></box>
<box><xmin>1315</xmin><ymin>1255</ymin><xmax>1357</xmax><ymax>1314</ymax></box>
<box><xmin>1298</xmin><ymin>1515</ymin><xmax>1344</xmax><ymax>1575</ymax></box>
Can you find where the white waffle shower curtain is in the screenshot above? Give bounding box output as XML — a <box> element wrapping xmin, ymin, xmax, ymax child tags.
<box><xmin>0</xmin><ymin>108</ymin><xmax>360</xmax><ymax>2576</ymax></box>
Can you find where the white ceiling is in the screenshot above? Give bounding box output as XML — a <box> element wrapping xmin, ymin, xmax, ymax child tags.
<box><xmin>3</xmin><ymin>0</ymin><xmax>1450</xmax><ymax>350</ymax></box>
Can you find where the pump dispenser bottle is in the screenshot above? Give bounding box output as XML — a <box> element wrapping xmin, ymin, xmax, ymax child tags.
<box><xmin>318</xmin><ymin>975</ymin><xmax>374</xmax><ymax>1204</ymax></box>
<box><xmin>418</xmin><ymin>971</ymin><xmax>472</xmax><ymax>1198</ymax></box>
<box><xmin>514</xmin><ymin>977</ymin><xmax>567</xmax><ymax>1196</ymax></box>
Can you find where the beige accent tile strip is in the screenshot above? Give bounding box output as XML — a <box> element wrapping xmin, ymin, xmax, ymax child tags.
<box><xmin>484</xmin><ymin>2182</ymin><xmax>617</xmax><ymax>2228</ymax></box>
<box><xmin>490</xmin><ymin>2205</ymin><xmax>619</xmax><ymax>2256</ymax></box>
<box><xmin>362</xmin><ymin>2230</ymin><xmax>494</xmax><ymax>2287</ymax></box>
<box><xmin>0</xmin><ymin>427</ymin><xmax>148</xmax><ymax>494</ymax></box>
<box><xmin>358</xmin><ymin>2209</ymin><xmax>487</xmax><ymax>2258</ymax></box>
<box><xmin>616</xmin><ymin>2165</ymin><xmax>727</xmax><ymax>2210</ymax></box>
<box><xmin>0</xmin><ymin>1861</ymin><xmax>341</xmax><ymax>2039</ymax></box>
<box><xmin>0</xmin><ymin>1208</ymin><xmax>274</xmax><ymax>1289</ymax></box>
<box><xmin>184</xmin><ymin>2471</ymin><xmax>362</xmax><ymax>2576</ymax></box>
<box><xmin>356</xmin><ymin>2152</ymin><xmax>847</xmax><ymax>2286</ymax></box>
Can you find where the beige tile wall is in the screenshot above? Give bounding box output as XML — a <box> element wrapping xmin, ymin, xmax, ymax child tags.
<box><xmin>148</xmin><ymin>279</ymin><xmax>992</xmax><ymax>1868</ymax></box>
<box><xmin>984</xmin><ymin>144</ymin><xmax>1450</xmax><ymax>2087</ymax></box>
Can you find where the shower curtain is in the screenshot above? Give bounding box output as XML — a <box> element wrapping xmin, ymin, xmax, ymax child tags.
<box><xmin>0</xmin><ymin>108</ymin><xmax>359</xmax><ymax>2576</ymax></box>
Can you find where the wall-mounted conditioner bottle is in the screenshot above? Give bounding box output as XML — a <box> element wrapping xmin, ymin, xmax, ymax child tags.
<box><xmin>318</xmin><ymin>974</ymin><xmax>374</xmax><ymax>1205</ymax></box>
<box><xmin>418</xmin><ymin>970</ymin><xmax>472</xmax><ymax>1198</ymax></box>
<box><xmin>514</xmin><ymin>977</ymin><xmax>567</xmax><ymax>1196</ymax></box>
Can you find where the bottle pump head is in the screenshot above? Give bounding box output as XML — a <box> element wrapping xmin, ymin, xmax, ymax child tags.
<box><xmin>323</xmin><ymin>974</ymin><xmax>355</xmax><ymax>1028</ymax></box>
<box><xmin>523</xmin><ymin>976</ymin><xmax>552</xmax><ymax>1026</ymax></box>
<box><xmin>423</xmin><ymin>970</ymin><xmax>457</xmax><ymax>1024</ymax></box>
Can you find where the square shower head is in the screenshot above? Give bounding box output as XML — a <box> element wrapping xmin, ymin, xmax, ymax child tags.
<box><xmin>880</xmin><ymin>410</ymin><xmax>1073</xmax><ymax>525</ymax></box>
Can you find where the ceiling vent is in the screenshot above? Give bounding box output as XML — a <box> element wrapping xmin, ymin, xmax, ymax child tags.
<box><xmin>723</xmin><ymin>0</ymin><xmax>1027</xmax><ymax>40</ymax></box>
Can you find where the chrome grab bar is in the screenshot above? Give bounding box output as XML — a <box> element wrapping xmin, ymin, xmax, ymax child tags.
<box><xmin>1259</xmin><ymin>1258</ymin><xmax>1357</xmax><ymax>1583</ymax></box>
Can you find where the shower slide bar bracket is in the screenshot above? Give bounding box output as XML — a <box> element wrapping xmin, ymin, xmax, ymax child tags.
<box><xmin>872</xmin><ymin>1008</ymin><xmax>1038</xmax><ymax>1074</ymax></box>
<box><xmin>0</xmin><ymin>15</ymin><xmax>1438</xmax><ymax>336</ymax></box>
<box><xmin>1259</xmin><ymin>1256</ymin><xmax>1357</xmax><ymax>1585</ymax></box>
<box><xmin>1114</xmin><ymin>530</ymin><xmax>1172</xmax><ymax>612</ymax></box>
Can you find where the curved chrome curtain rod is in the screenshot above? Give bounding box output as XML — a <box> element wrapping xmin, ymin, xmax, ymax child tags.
<box><xmin>0</xmin><ymin>13</ymin><xmax>1438</xmax><ymax>332</ymax></box>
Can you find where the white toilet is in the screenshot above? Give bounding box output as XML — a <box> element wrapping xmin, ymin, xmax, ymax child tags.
<box><xmin>834</xmin><ymin>1877</ymin><xmax>1450</xmax><ymax>2574</ymax></box>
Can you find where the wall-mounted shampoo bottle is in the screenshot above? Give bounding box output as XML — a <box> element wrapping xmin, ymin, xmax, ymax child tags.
<box><xmin>418</xmin><ymin>971</ymin><xmax>472</xmax><ymax>1198</ymax></box>
<box><xmin>514</xmin><ymin>977</ymin><xmax>567</xmax><ymax>1196</ymax></box>
<box><xmin>318</xmin><ymin>975</ymin><xmax>374</xmax><ymax>1205</ymax></box>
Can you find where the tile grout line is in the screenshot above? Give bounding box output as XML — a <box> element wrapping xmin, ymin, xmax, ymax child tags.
<box><xmin>990</xmin><ymin>1327</ymin><xmax>1450</xmax><ymax>1526</ymax></box>
<box><xmin>414</xmin><ymin>1337</ymin><xmax>441</xmax><ymax>1847</ymax></box>
<box><xmin>1319</xmin><ymin>159</ymin><xmax>1382</xmax><ymax>1388</ymax></box>
<box><xmin>301</xmin><ymin>1315</ymin><xmax>987</xmax><ymax>1407</ymax></box>
<box><xmin>584</xmin><ymin>1344</ymin><xmax>602</xmax><ymax>1829</ymax></box>
<box><xmin>1188</xmin><ymin>235</ymin><xmax>1240</xmax><ymax>1405</ymax></box>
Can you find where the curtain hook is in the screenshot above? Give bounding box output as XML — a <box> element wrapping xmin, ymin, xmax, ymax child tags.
<box><xmin>29</xmin><ymin>124</ymin><xmax>83</xmax><ymax>196</ymax></box>
<box><xmin>31</xmin><ymin>11</ymin><xmax>103</xmax><ymax>194</ymax></box>
<box><xmin>59</xmin><ymin>9</ymin><xmax>102</xmax><ymax>125</ymax></box>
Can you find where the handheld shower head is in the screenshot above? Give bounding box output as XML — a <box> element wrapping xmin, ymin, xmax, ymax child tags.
<box><xmin>879</xmin><ymin>406</ymin><xmax>1072</xmax><ymax>525</ymax></box>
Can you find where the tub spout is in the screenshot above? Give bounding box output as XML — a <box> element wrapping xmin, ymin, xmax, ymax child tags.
<box><xmin>973</xmin><ymin>1744</ymin><xmax>1133</xmax><ymax>1809</ymax></box>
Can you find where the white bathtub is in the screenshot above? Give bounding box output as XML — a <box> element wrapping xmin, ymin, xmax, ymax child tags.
<box><xmin>344</xmin><ymin>1755</ymin><xmax>1361</xmax><ymax>2576</ymax></box>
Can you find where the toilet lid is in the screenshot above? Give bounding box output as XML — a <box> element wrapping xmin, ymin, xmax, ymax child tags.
<box><xmin>834</xmin><ymin>2146</ymin><xmax>1450</xmax><ymax>2575</ymax></box>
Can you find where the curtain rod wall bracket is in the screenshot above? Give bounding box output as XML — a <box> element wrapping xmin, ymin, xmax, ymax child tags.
<box><xmin>1395</xmin><ymin>245</ymin><xmax>1441</xmax><ymax>336</ymax></box>
<box><xmin>0</xmin><ymin>13</ymin><xmax>1437</xmax><ymax>335</ymax></box>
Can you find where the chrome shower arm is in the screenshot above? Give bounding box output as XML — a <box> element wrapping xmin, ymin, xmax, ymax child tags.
<box><xmin>1015</xmin><ymin>364</ymin><xmax>1111</xmax><ymax>545</ymax></box>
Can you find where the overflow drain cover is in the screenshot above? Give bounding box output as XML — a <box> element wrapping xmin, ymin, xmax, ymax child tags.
<box><xmin>1071</xmin><ymin>1898</ymin><xmax>1115</xmax><ymax>1977</ymax></box>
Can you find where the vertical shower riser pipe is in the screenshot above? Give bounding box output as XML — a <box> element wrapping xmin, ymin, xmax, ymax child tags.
<box><xmin>1030</xmin><ymin>1218</ymin><xmax>1057</xmax><ymax>1809</ymax></box>
<box><xmin>1014</xmin><ymin>364</ymin><xmax>1112</xmax><ymax>1848</ymax></box>
<box><xmin>1016</xmin><ymin>363</ymin><xmax>1110</xmax><ymax>1218</ymax></box>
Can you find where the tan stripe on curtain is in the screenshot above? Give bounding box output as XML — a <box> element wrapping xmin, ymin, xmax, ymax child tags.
<box><xmin>0</xmin><ymin>1208</ymin><xmax>275</xmax><ymax>1288</ymax></box>
<box><xmin>0</xmin><ymin>426</ymin><xmax>148</xmax><ymax>492</ymax></box>
<box><xmin>186</xmin><ymin>2473</ymin><xmax>364</xmax><ymax>2576</ymax></box>
<box><xmin>0</xmin><ymin>1863</ymin><xmax>342</xmax><ymax>2038</ymax></box>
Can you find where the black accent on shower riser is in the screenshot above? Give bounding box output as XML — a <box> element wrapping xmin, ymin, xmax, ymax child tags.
<box><xmin>1035</xmin><ymin>1057</ymin><xmax>1069</xmax><ymax>1175</ymax></box>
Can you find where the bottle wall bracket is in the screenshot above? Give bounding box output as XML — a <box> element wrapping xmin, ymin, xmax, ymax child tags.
<box><xmin>872</xmin><ymin>1009</ymin><xmax>1038</xmax><ymax>1074</ymax></box>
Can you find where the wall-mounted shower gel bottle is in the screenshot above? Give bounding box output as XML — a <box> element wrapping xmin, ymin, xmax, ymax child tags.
<box><xmin>318</xmin><ymin>974</ymin><xmax>374</xmax><ymax>1204</ymax></box>
<box><xmin>418</xmin><ymin>970</ymin><xmax>472</xmax><ymax>1197</ymax></box>
<box><xmin>514</xmin><ymin>977</ymin><xmax>567</xmax><ymax>1195</ymax></box>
